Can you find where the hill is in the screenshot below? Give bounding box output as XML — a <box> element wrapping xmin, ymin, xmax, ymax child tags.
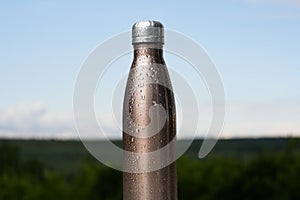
<box><xmin>1</xmin><ymin>137</ymin><xmax>299</xmax><ymax>174</ymax></box>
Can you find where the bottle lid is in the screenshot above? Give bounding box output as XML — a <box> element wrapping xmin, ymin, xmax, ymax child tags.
<box><xmin>132</xmin><ymin>20</ymin><xmax>164</xmax><ymax>45</ymax></box>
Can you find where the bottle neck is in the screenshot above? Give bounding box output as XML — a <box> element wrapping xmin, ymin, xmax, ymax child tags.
<box><xmin>133</xmin><ymin>43</ymin><xmax>164</xmax><ymax>58</ymax></box>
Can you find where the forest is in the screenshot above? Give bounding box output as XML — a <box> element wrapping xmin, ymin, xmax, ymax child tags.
<box><xmin>0</xmin><ymin>138</ymin><xmax>300</xmax><ymax>200</ymax></box>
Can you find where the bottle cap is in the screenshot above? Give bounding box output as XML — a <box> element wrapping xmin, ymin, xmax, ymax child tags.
<box><xmin>132</xmin><ymin>20</ymin><xmax>164</xmax><ymax>45</ymax></box>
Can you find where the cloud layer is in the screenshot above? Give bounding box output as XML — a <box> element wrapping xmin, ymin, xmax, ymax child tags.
<box><xmin>0</xmin><ymin>102</ymin><xmax>76</xmax><ymax>139</ymax></box>
<box><xmin>0</xmin><ymin>100</ymin><xmax>299</xmax><ymax>139</ymax></box>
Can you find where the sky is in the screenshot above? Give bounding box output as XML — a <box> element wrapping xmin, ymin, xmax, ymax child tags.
<box><xmin>0</xmin><ymin>0</ymin><xmax>299</xmax><ymax>139</ymax></box>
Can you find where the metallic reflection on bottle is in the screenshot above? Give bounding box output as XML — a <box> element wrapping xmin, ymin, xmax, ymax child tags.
<box><xmin>123</xmin><ymin>20</ymin><xmax>177</xmax><ymax>200</ymax></box>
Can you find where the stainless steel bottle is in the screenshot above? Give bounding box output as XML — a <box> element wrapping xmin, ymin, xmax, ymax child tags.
<box><xmin>123</xmin><ymin>20</ymin><xmax>177</xmax><ymax>200</ymax></box>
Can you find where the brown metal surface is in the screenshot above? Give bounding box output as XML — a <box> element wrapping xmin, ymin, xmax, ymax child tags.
<box><xmin>123</xmin><ymin>41</ymin><xmax>177</xmax><ymax>199</ymax></box>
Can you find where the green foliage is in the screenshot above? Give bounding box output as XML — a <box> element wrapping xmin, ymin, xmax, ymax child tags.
<box><xmin>0</xmin><ymin>145</ymin><xmax>68</xmax><ymax>200</ymax></box>
<box><xmin>0</xmin><ymin>139</ymin><xmax>300</xmax><ymax>199</ymax></box>
<box><xmin>0</xmin><ymin>144</ymin><xmax>20</xmax><ymax>173</ymax></box>
<box><xmin>70</xmin><ymin>163</ymin><xmax>122</xmax><ymax>200</ymax></box>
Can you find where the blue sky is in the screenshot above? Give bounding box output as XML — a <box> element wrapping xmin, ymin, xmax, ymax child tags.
<box><xmin>0</xmin><ymin>0</ymin><xmax>299</xmax><ymax>139</ymax></box>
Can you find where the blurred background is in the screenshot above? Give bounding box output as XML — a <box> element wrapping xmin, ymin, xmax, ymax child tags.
<box><xmin>1</xmin><ymin>0</ymin><xmax>300</xmax><ymax>199</ymax></box>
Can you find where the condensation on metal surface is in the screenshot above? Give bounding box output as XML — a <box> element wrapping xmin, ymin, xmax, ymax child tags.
<box><xmin>123</xmin><ymin>20</ymin><xmax>177</xmax><ymax>200</ymax></box>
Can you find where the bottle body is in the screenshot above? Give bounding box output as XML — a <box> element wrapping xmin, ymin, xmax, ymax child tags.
<box><xmin>123</xmin><ymin>43</ymin><xmax>177</xmax><ymax>199</ymax></box>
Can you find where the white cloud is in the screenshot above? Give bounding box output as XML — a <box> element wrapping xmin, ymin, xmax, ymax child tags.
<box><xmin>0</xmin><ymin>100</ymin><xmax>299</xmax><ymax>139</ymax></box>
<box><xmin>0</xmin><ymin>102</ymin><xmax>76</xmax><ymax>139</ymax></box>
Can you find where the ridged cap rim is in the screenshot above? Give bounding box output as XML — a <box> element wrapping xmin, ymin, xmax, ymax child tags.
<box><xmin>132</xmin><ymin>20</ymin><xmax>164</xmax><ymax>45</ymax></box>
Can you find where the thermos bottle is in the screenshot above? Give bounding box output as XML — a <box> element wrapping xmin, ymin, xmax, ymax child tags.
<box><xmin>123</xmin><ymin>20</ymin><xmax>177</xmax><ymax>200</ymax></box>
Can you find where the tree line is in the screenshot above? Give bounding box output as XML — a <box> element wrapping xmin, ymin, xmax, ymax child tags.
<box><xmin>0</xmin><ymin>140</ymin><xmax>300</xmax><ymax>199</ymax></box>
